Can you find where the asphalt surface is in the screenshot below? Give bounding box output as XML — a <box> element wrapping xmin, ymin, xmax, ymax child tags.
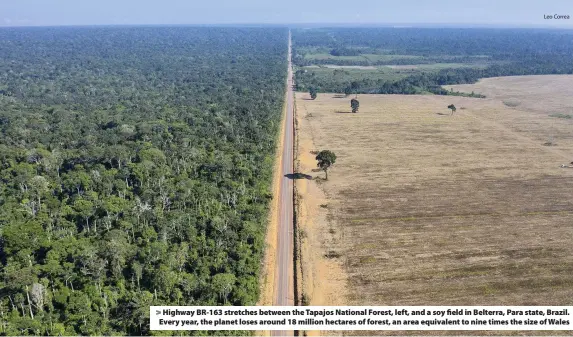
<box><xmin>272</xmin><ymin>30</ymin><xmax>295</xmax><ymax>336</ymax></box>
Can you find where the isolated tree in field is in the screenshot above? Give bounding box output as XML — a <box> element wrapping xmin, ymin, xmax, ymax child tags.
<box><xmin>351</xmin><ymin>98</ymin><xmax>360</xmax><ymax>113</ymax></box>
<box><xmin>447</xmin><ymin>104</ymin><xmax>456</xmax><ymax>116</ymax></box>
<box><xmin>309</xmin><ymin>87</ymin><xmax>317</xmax><ymax>100</ymax></box>
<box><xmin>316</xmin><ymin>150</ymin><xmax>337</xmax><ymax>180</ymax></box>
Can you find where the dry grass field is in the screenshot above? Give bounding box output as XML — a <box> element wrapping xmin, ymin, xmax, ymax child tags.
<box><xmin>294</xmin><ymin>75</ymin><xmax>573</xmax><ymax>335</ymax></box>
<box><xmin>445</xmin><ymin>76</ymin><xmax>573</xmax><ymax>117</ymax></box>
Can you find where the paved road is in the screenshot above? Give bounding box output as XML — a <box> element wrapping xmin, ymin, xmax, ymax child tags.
<box><xmin>272</xmin><ymin>30</ymin><xmax>295</xmax><ymax>335</ymax></box>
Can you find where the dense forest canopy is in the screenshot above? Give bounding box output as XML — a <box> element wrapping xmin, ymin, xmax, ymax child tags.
<box><xmin>294</xmin><ymin>28</ymin><xmax>573</xmax><ymax>57</ymax></box>
<box><xmin>0</xmin><ymin>26</ymin><xmax>288</xmax><ymax>335</ymax></box>
<box><xmin>292</xmin><ymin>28</ymin><xmax>573</xmax><ymax>94</ymax></box>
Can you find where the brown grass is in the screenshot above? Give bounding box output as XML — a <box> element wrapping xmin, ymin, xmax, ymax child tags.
<box><xmin>295</xmin><ymin>75</ymin><xmax>573</xmax><ymax>336</ymax></box>
<box><xmin>445</xmin><ymin>75</ymin><xmax>573</xmax><ymax>117</ymax></box>
<box><xmin>295</xmin><ymin>94</ymin><xmax>350</xmax><ymax>337</ymax></box>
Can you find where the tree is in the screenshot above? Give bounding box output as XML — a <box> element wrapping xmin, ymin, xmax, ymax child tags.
<box><xmin>211</xmin><ymin>273</ymin><xmax>236</xmax><ymax>304</ymax></box>
<box><xmin>447</xmin><ymin>104</ymin><xmax>456</xmax><ymax>116</ymax></box>
<box><xmin>351</xmin><ymin>98</ymin><xmax>360</xmax><ymax>113</ymax></box>
<box><xmin>315</xmin><ymin>150</ymin><xmax>337</xmax><ymax>180</ymax></box>
<box><xmin>309</xmin><ymin>87</ymin><xmax>317</xmax><ymax>100</ymax></box>
<box><xmin>73</xmin><ymin>198</ymin><xmax>95</xmax><ymax>232</ymax></box>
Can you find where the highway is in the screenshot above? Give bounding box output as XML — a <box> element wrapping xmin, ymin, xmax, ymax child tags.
<box><xmin>272</xmin><ymin>30</ymin><xmax>295</xmax><ymax>335</ymax></box>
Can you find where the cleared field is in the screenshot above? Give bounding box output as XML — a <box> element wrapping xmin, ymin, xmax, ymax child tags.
<box><xmin>306</xmin><ymin>62</ymin><xmax>488</xmax><ymax>71</ymax></box>
<box><xmin>299</xmin><ymin>66</ymin><xmax>411</xmax><ymax>85</ymax></box>
<box><xmin>303</xmin><ymin>53</ymin><xmax>422</xmax><ymax>62</ymax></box>
<box><xmin>295</xmin><ymin>75</ymin><xmax>573</xmax><ymax>335</ymax></box>
<box><xmin>305</xmin><ymin>65</ymin><xmax>378</xmax><ymax>69</ymax></box>
<box><xmin>445</xmin><ymin>75</ymin><xmax>573</xmax><ymax>117</ymax></box>
<box><xmin>386</xmin><ymin>62</ymin><xmax>490</xmax><ymax>70</ymax></box>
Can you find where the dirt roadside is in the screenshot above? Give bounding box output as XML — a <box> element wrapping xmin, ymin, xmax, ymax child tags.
<box><xmin>294</xmin><ymin>92</ymin><xmax>349</xmax><ymax>336</ymax></box>
<box><xmin>257</xmin><ymin>79</ymin><xmax>287</xmax><ymax>308</ymax></box>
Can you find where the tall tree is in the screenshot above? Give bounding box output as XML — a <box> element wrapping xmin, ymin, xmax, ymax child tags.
<box><xmin>309</xmin><ymin>87</ymin><xmax>317</xmax><ymax>100</ymax></box>
<box><xmin>315</xmin><ymin>150</ymin><xmax>337</xmax><ymax>180</ymax></box>
<box><xmin>448</xmin><ymin>104</ymin><xmax>457</xmax><ymax>116</ymax></box>
<box><xmin>351</xmin><ymin>98</ymin><xmax>360</xmax><ymax>113</ymax></box>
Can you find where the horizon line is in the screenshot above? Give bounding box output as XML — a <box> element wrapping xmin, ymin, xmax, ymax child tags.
<box><xmin>1</xmin><ymin>22</ymin><xmax>573</xmax><ymax>29</ymax></box>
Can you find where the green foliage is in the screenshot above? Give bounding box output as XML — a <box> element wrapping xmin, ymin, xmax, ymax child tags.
<box><xmin>0</xmin><ymin>26</ymin><xmax>288</xmax><ymax>335</ymax></box>
<box><xmin>301</xmin><ymin>293</ymin><xmax>310</xmax><ymax>306</ymax></box>
<box><xmin>315</xmin><ymin>150</ymin><xmax>337</xmax><ymax>180</ymax></box>
<box><xmin>549</xmin><ymin>113</ymin><xmax>572</xmax><ymax>119</ymax></box>
<box><xmin>351</xmin><ymin>99</ymin><xmax>360</xmax><ymax>113</ymax></box>
<box><xmin>329</xmin><ymin>47</ymin><xmax>361</xmax><ymax>57</ymax></box>
<box><xmin>309</xmin><ymin>87</ymin><xmax>318</xmax><ymax>100</ymax></box>
<box><xmin>447</xmin><ymin>104</ymin><xmax>457</xmax><ymax>115</ymax></box>
<box><xmin>292</xmin><ymin>28</ymin><xmax>573</xmax><ymax>95</ymax></box>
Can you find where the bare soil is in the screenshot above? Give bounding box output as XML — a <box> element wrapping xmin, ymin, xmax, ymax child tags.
<box><xmin>258</xmin><ymin>82</ymin><xmax>290</xmax><ymax>309</ymax></box>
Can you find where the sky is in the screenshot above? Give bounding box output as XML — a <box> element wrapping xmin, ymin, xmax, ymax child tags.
<box><xmin>1</xmin><ymin>0</ymin><xmax>572</xmax><ymax>27</ymax></box>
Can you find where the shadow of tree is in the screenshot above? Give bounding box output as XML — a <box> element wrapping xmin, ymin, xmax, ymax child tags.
<box><xmin>284</xmin><ymin>173</ymin><xmax>313</xmax><ymax>180</ymax></box>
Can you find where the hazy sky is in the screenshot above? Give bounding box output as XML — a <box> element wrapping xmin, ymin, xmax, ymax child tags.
<box><xmin>1</xmin><ymin>0</ymin><xmax>572</xmax><ymax>27</ymax></box>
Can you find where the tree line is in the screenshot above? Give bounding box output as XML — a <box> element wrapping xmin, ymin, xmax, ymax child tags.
<box><xmin>292</xmin><ymin>28</ymin><xmax>573</xmax><ymax>95</ymax></box>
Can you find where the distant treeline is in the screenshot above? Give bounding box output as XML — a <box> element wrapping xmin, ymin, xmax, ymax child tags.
<box><xmin>294</xmin><ymin>55</ymin><xmax>493</xmax><ymax>67</ymax></box>
<box><xmin>293</xmin><ymin>28</ymin><xmax>573</xmax><ymax>59</ymax></box>
<box><xmin>293</xmin><ymin>28</ymin><xmax>573</xmax><ymax>95</ymax></box>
